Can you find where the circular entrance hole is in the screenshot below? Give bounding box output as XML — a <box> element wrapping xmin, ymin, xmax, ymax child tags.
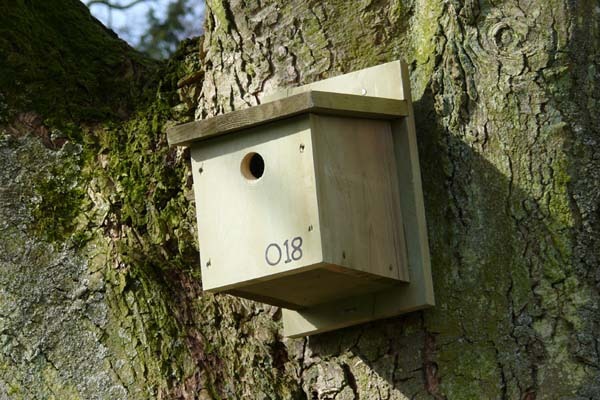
<box><xmin>241</xmin><ymin>152</ymin><xmax>265</xmax><ymax>180</ymax></box>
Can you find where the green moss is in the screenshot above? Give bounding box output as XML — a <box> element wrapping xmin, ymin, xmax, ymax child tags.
<box><xmin>21</xmin><ymin>34</ymin><xmax>201</xmax><ymax>255</ymax></box>
<box><xmin>68</xmin><ymin>39</ymin><xmax>204</xmax><ymax>397</ymax></box>
<box><xmin>534</xmin><ymin>318</ymin><xmax>587</xmax><ymax>397</ymax></box>
<box><xmin>0</xmin><ymin>33</ymin><xmax>203</xmax><ymax>397</ymax></box>
<box><xmin>30</xmin><ymin>143</ymin><xmax>86</xmax><ymax>243</ymax></box>
<box><xmin>0</xmin><ymin>0</ymin><xmax>157</xmax><ymax>126</ymax></box>
<box><xmin>387</xmin><ymin>0</ymin><xmax>405</xmax><ymax>22</ymax></box>
<box><xmin>545</xmin><ymin>125</ymin><xmax>574</xmax><ymax>228</ymax></box>
<box><xmin>41</xmin><ymin>366</ymin><xmax>81</xmax><ymax>400</ymax></box>
<box><xmin>90</xmin><ymin>97</ymin><xmax>197</xmax><ymax>265</ymax></box>
<box><xmin>438</xmin><ymin>344</ymin><xmax>503</xmax><ymax>398</ymax></box>
<box><xmin>5</xmin><ymin>378</ymin><xmax>23</xmax><ymax>398</ymax></box>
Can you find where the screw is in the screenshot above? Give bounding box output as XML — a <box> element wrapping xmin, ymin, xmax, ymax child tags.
<box><xmin>361</xmin><ymin>88</ymin><xmax>367</xmax><ymax>96</ymax></box>
<box><xmin>308</xmin><ymin>225</ymin><xmax>313</xmax><ymax>232</ymax></box>
<box><xmin>299</xmin><ymin>144</ymin><xmax>305</xmax><ymax>153</ymax></box>
<box><xmin>198</xmin><ymin>165</ymin><xmax>204</xmax><ymax>174</ymax></box>
<box><xmin>206</xmin><ymin>259</ymin><xmax>211</xmax><ymax>268</ymax></box>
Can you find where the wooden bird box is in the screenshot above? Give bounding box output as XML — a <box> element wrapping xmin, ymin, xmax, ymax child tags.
<box><xmin>167</xmin><ymin>60</ymin><xmax>434</xmax><ymax>336</ymax></box>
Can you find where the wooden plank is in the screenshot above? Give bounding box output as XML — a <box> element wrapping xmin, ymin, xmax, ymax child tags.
<box><xmin>264</xmin><ymin>60</ymin><xmax>407</xmax><ymax>102</ymax></box>
<box><xmin>283</xmin><ymin>282</ymin><xmax>427</xmax><ymax>337</ymax></box>
<box><xmin>226</xmin><ymin>264</ymin><xmax>403</xmax><ymax>309</ymax></box>
<box><xmin>190</xmin><ymin>116</ymin><xmax>325</xmax><ymax>293</ymax></box>
<box><xmin>280</xmin><ymin>60</ymin><xmax>435</xmax><ymax>337</ymax></box>
<box><xmin>388</xmin><ymin>61</ymin><xmax>435</xmax><ymax>306</ymax></box>
<box><xmin>167</xmin><ymin>90</ymin><xmax>408</xmax><ymax>147</ymax></box>
<box><xmin>310</xmin><ymin>114</ymin><xmax>409</xmax><ymax>283</ymax></box>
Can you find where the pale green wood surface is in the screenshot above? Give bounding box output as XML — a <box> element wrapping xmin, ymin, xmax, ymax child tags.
<box><xmin>167</xmin><ymin>90</ymin><xmax>408</xmax><ymax>146</ymax></box>
<box><xmin>310</xmin><ymin>114</ymin><xmax>409</xmax><ymax>282</ymax></box>
<box><xmin>190</xmin><ymin>117</ymin><xmax>325</xmax><ymax>295</ymax></box>
<box><xmin>226</xmin><ymin>265</ymin><xmax>404</xmax><ymax>310</ymax></box>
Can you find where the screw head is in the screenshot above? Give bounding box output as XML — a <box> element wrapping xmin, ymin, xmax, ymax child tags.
<box><xmin>299</xmin><ymin>144</ymin><xmax>305</xmax><ymax>153</ymax></box>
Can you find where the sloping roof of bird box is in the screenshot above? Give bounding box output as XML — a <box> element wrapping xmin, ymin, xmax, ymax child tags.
<box><xmin>166</xmin><ymin>90</ymin><xmax>408</xmax><ymax>147</ymax></box>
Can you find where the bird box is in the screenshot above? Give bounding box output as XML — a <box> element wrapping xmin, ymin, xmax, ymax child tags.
<box><xmin>167</xmin><ymin>60</ymin><xmax>434</xmax><ymax>336</ymax></box>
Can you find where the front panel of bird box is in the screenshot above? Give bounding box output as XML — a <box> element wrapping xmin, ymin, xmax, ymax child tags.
<box><xmin>190</xmin><ymin>116</ymin><xmax>323</xmax><ymax>297</ymax></box>
<box><xmin>190</xmin><ymin>113</ymin><xmax>409</xmax><ymax>309</ymax></box>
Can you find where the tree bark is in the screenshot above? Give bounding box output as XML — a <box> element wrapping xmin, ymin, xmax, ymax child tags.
<box><xmin>0</xmin><ymin>0</ymin><xmax>598</xmax><ymax>399</ymax></box>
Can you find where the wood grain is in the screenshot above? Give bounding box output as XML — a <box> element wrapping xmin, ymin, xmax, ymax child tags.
<box><xmin>310</xmin><ymin>114</ymin><xmax>409</xmax><ymax>283</ymax></box>
<box><xmin>190</xmin><ymin>117</ymin><xmax>325</xmax><ymax>294</ymax></box>
<box><xmin>167</xmin><ymin>90</ymin><xmax>408</xmax><ymax>146</ymax></box>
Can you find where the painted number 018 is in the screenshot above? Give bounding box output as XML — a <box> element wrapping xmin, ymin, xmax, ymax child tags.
<box><xmin>265</xmin><ymin>237</ymin><xmax>303</xmax><ymax>266</ymax></box>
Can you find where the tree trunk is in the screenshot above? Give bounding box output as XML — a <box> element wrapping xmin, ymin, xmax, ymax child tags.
<box><xmin>1</xmin><ymin>0</ymin><xmax>598</xmax><ymax>399</ymax></box>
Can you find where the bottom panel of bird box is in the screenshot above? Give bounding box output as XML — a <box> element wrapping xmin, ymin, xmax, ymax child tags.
<box><xmin>282</xmin><ymin>275</ymin><xmax>434</xmax><ymax>337</ymax></box>
<box><xmin>225</xmin><ymin>263</ymin><xmax>403</xmax><ymax>310</ymax></box>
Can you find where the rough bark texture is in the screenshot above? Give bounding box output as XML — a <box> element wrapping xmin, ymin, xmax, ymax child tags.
<box><xmin>1</xmin><ymin>0</ymin><xmax>599</xmax><ymax>399</ymax></box>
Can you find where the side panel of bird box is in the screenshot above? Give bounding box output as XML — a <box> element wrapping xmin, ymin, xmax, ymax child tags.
<box><xmin>310</xmin><ymin>114</ymin><xmax>409</xmax><ymax>282</ymax></box>
<box><xmin>190</xmin><ymin>116</ymin><xmax>324</xmax><ymax>292</ymax></box>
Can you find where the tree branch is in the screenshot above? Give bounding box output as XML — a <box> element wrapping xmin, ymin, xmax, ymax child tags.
<box><xmin>86</xmin><ymin>0</ymin><xmax>149</xmax><ymax>11</ymax></box>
